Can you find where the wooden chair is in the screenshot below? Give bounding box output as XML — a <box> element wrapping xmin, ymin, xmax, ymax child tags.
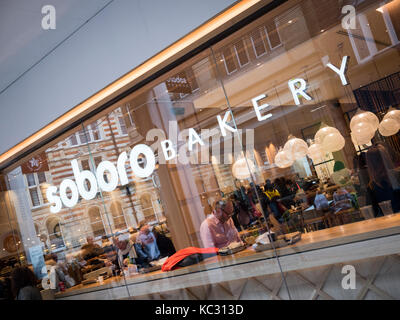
<box><xmin>302</xmin><ymin>209</ymin><xmax>327</xmax><ymax>232</ymax></box>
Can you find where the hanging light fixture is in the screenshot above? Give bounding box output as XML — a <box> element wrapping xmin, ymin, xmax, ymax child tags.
<box><xmin>274</xmin><ymin>147</ymin><xmax>294</xmax><ymax>168</ymax></box>
<box><xmin>350</xmin><ymin>109</ymin><xmax>379</xmax><ymax>132</ymax></box>
<box><xmin>379</xmin><ymin>118</ymin><xmax>400</xmax><ymax>136</ymax></box>
<box><xmin>351</xmin><ymin>121</ymin><xmax>375</xmax><ymax>145</ymax></box>
<box><xmin>322</xmin><ymin>132</ymin><xmax>345</xmax><ymax>152</ymax></box>
<box><xmin>232</xmin><ymin>157</ymin><xmax>256</xmax><ymax>180</ymax></box>
<box><xmin>314</xmin><ymin>125</ymin><xmax>341</xmax><ymax>144</ymax></box>
<box><xmin>383</xmin><ymin>107</ymin><xmax>400</xmax><ymax>124</ymax></box>
<box><xmin>283</xmin><ymin>135</ymin><xmax>308</xmax><ymax>161</ymax></box>
<box><xmin>307</xmin><ymin>141</ymin><xmax>324</xmax><ymax>162</ymax></box>
<box><xmin>314</xmin><ymin>125</ymin><xmax>345</xmax><ymax>153</ymax></box>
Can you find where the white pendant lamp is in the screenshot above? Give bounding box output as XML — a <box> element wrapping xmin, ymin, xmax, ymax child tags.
<box><xmin>307</xmin><ymin>141</ymin><xmax>324</xmax><ymax>162</ymax></box>
<box><xmin>314</xmin><ymin>125</ymin><xmax>345</xmax><ymax>153</ymax></box>
<box><xmin>232</xmin><ymin>157</ymin><xmax>256</xmax><ymax>180</ymax></box>
<box><xmin>322</xmin><ymin>132</ymin><xmax>345</xmax><ymax>152</ymax></box>
<box><xmin>314</xmin><ymin>125</ymin><xmax>341</xmax><ymax>145</ymax></box>
<box><xmin>383</xmin><ymin>107</ymin><xmax>400</xmax><ymax>124</ymax></box>
<box><xmin>350</xmin><ymin>109</ymin><xmax>379</xmax><ymax>132</ymax></box>
<box><xmin>274</xmin><ymin>147</ymin><xmax>294</xmax><ymax>168</ymax></box>
<box><xmin>283</xmin><ymin>135</ymin><xmax>308</xmax><ymax>161</ymax></box>
<box><xmin>351</xmin><ymin>121</ymin><xmax>375</xmax><ymax>145</ymax></box>
<box><xmin>379</xmin><ymin>118</ymin><xmax>400</xmax><ymax>136</ymax></box>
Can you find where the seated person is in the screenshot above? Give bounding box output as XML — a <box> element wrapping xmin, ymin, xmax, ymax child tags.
<box><xmin>333</xmin><ymin>187</ymin><xmax>353</xmax><ymax>213</ymax></box>
<box><xmin>264</xmin><ymin>180</ymin><xmax>284</xmax><ymax>221</ymax></box>
<box><xmin>200</xmin><ymin>199</ymin><xmax>243</xmax><ymax>249</ymax></box>
<box><xmin>113</xmin><ymin>234</ymin><xmax>150</xmax><ymax>270</ymax></box>
<box><xmin>314</xmin><ymin>188</ymin><xmax>335</xmax><ymax>227</ymax></box>
<box><xmin>138</xmin><ymin>225</ymin><xmax>161</xmax><ymax>261</ymax></box>
<box><xmin>152</xmin><ymin>226</ymin><xmax>176</xmax><ymax>258</ymax></box>
<box><xmin>314</xmin><ymin>188</ymin><xmax>330</xmax><ymax>211</ymax></box>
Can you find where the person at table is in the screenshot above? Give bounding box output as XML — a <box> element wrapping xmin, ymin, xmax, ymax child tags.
<box><xmin>113</xmin><ymin>234</ymin><xmax>150</xmax><ymax>271</ymax></box>
<box><xmin>366</xmin><ymin>144</ymin><xmax>400</xmax><ymax>216</ymax></box>
<box><xmin>332</xmin><ymin>187</ymin><xmax>353</xmax><ymax>213</ymax></box>
<box><xmin>314</xmin><ymin>187</ymin><xmax>336</xmax><ymax>227</ymax></box>
<box><xmin>200</xmin><ymin>199</ymin><xmax>243</xmax><ymax>249</ymax></box>
<box><xmin>138</xmin><ymin>224</ymin><xmax>161</xmax><ymax>261</ymax></box>
<box><xmin>264</xmin><ymin>180</ymin><xmax>284</xmax><ymax>222</ymax></box>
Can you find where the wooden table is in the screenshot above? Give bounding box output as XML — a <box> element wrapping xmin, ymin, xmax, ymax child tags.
<box><xmin>55</xmin><ymin>213</ymin><xmax>400</xmax><ymax>300</ymax></box>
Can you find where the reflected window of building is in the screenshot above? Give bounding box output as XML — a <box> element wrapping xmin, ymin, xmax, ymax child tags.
<box><xmin>88</xmin><ymin>207</ymin><xmax>105</xmax><ymax>238</ymax></box>
<box><xmin>250</xmin><ymin>27</ymin><xmax>268</xmax><ymax>58</ymax></box>
<box><xmin>46</xmin><ymin>217</ymin><xmax>65</xmax><ymax>251</ymax></box>
<box><xmin>24</xmin><ymin>172</ymin><xmax>49</xmax><ymax>208</ymax></box>
<box><xmin>140</xmin><ymin>193</ymin><xmax>155</xmax><ymax>220</ymax></box>
<box><xmin>69</xmin><ymin>120</ymin><xmax>102</xmax><ymax>146</ymax></box>
<box><xmin>110</xmin><ymin>201</ymin><xmax>127</xmax><ymax>231</ymax></box>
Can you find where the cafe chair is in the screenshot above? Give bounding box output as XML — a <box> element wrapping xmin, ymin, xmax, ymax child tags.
<box><xmin>302</xmin><ymin>209</ymin><xmax>327</xmax><ymax>232</ymax></box>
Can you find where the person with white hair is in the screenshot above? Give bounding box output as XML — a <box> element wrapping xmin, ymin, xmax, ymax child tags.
<box><xmin>113</xmin><ymin>233</ymin><xmax>150</xmax><ymax>271</ymax></box>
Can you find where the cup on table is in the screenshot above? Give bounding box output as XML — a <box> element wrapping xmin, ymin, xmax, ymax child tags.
<box><xmin>360</xmin><ymin>205</ymin><xmax>375</xmax><ymax>220</ymax></box>
<box><xmin>123</xmin><ymin>268</ymin><xmax>129</xmax><ymax>278</ymax></box>
<box><xmin>379</xmin><ymin>200</ymin><xmax>393</xmax><ymax>216</ymax></box>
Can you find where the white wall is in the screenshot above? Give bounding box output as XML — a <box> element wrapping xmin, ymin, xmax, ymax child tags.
<box><xmin>0</xmin><ymin>0</ymin><xmax>236</xmax><ymax>154</ymax></box>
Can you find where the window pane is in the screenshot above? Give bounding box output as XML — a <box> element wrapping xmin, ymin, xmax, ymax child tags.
<box><xmin>222</xmin><ymin>47</ymin><xmax>237</xmax><ymax>74</ymax></box>
<box><xmin>94</xmin><ymin>157</ymin><xmax>102</xmax><ymax>167</ymax></box>
<box><xmin>81</xmin><ymin>159</ymin><xmax>90</xmax><ymax>171</ymax></box>
<box><xmin>110</xmin><ymin>202</ymin><xmax>127</xmax><ymax>230</ymax></box>
<box><xmin>29</xmin><ymin>188</ymin><xmax>40</xmax><ymax>207</ymax></box>
<box><xmin>40</xmin><ymin>185</ymin><xmax>48</xmax><ymax>203</ymax></box>
<box><xmin>37</xmin><ymin>172</ymin><xmax>46</xmax><ymax>184</ymax></box>
<box><xmin>88</xmin><ymin>207</ymin><xmax>105</xmax><ymax>237</ymax></box>
<box><xmin>118</xmin><ymin>117</ymin><xmax>127</xmax><ymax>135</ymax></box>
<box><xmin>90</xmin><ymin>122</ymin><xmax>100</xmax><ymax>141</ymax></box>
<box><xmin>26</xmin><ymin>173</ymin><xmax>36</xmax><ymax>186</ymax></box>
<box><xmin>234</xmin><ymin>40</ymin><xmax>249</xmax><ymax>66</ymax></box>
<box><xmin>79</xmin><ymin>130</ymin><xmax>88</xmax><ymax>144</ymax></box>
<box><xmin>250</xmin><ymin>28</ymin><xmax>267</xmax><ymax>57</ymax></box>
<box><xmin>265</xmin><ymin>22</ymin><xmax>281</xmax><ymax>48</ymax></box>
<box><xmin>69</xmin><ymin>134</ymin><xmax>78</xmax><ymax>146</ymax></box>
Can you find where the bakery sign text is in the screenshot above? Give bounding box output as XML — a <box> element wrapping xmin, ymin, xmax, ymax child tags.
<box><xmin>46</xmin><ymin>56</ymin><xmax>349</xmax><ymax>213</ymax></box>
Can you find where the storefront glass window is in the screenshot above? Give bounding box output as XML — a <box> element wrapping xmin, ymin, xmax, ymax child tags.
<box><xmin>1</xmin><ymin>0</ymin><xmax>400</xmax><ymax>300</ymax></box>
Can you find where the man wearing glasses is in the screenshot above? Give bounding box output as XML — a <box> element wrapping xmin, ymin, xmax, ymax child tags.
<box><xmin>200</xmin><ymin>199</ymin><xmax>243</xmax><ymax>248</ymax></box>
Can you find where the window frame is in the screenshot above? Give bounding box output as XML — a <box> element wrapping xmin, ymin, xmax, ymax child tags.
<box><xmin>68</xmin><ymin>120</ymin><xmax>103</xmax><ymax>147</ymax></box>
<box><xmin>25</xmin><ymin>172</ymin><xmax>50</xmax><ymax>209</ymax></box>
<box><xmin>250</xmin><ymin>27</ymin><xmax>268</xmax><ymax>58</ymax></box>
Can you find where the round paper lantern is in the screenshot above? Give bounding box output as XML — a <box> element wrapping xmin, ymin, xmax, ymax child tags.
<box><xmin>314</xmin><ymin>126</ymin><xmax>341</xmax><ymax>145</ymax></box>
<box><xmin>232</xmin><ymin>157</ymin><xmax>256</xmax><ymax>180</ymax></box>
<box><xmin>383</xmin><ymin>108</ymin><xmax>400</xmax><ymax>124</ymax></box>
<box><xmin>350</xmin><ymin>110</ymin><xmax>379</xmax><ymax>132</ymax></box>
<box><xmin>322</xmin><ymin>132</ymin><xmax>345</xmax><ymax>152</ymax></box>
<box><xmin>307</xmin><ymin>142</ymin><xmax>324</xmax><ymax>162</ymax></box>
<box><xmin>378</xmin><ymin>118</ymin><xmax>400</xmax><ymax>136</ymax></box>
<box><xmin>283</xmin><ymin>136</ymin><xmax>308</xmax><ymax>161</ymax></box>
<box><xmin>274</xmin><ymin>148</ymin><xmax>294</xmax><ymax>168</ymax></box>
<box><xmin>351</xmin><ymin>121</ymin><xmax>375</xmax><ymax>145</ymax></box>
